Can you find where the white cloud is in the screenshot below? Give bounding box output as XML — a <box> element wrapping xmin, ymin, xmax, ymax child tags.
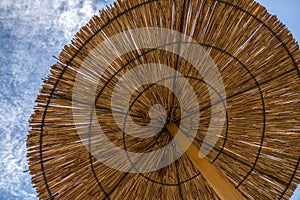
<box><xmin>58</xmin><ymin>0</ymin><xmax>95</xmax><ymax>39</ymax></box>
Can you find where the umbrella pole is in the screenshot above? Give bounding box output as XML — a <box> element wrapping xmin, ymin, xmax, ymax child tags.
<box><xmin>166</xmin><ymin>123</ymin><xmax>244</xmax><ymax>200</ymax></box>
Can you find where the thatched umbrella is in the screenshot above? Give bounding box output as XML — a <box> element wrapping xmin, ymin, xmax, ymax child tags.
<box><xmin>27</xmin><ymin>0</ymin><xmax>300</xmax><ymax>199</ymax></box>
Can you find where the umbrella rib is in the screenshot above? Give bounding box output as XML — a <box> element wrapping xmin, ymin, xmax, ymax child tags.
<box><xmin>172</xmin><ymin>0</ymin><xmax>189</xmax><ymax>198</ymax></box>
<box><xmin>206</xmin><ymin>68</ymin><xmax>295</xmax><ymax>112</ymax></box>
<box><xmin>103</xmin><ymin>154</ymin><xmax>147</xmax><ymax>199</ymax></box>
<box><xmin>215</xmin><ymin>0</ymin><xmax>300</xmax><ymax>77</ymax></box>
<box><xmin>175</xmin><ymin>160</ymin><xmax>184</xmax><ymax>200</ymax></box>
<box><xmin>104</xmin><ymin>173</ymin><xmax>129</xmax><ymax>199</ymax></box>
<box><xmin>88</xmin><ymin>152</ymin><xmax>110</xmax><ymax>199</ymax></box>
<box><xmin>51</xmin><ymin>93</ymin><xmax>147</xmax><ymax>119</ymax></box>
<box><xmin>279</xmin><ymin>156</ymin><xmax>300</xmax><ymax>199</ymax></box>
<box><xmin>169</xmin><ymin>0</ymin><xmax>189</xmax><ymax>123</ymax></box>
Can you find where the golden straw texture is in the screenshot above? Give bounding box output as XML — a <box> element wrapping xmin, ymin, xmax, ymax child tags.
<box><xmin>27</xmin><ymin>0</ymin><xmax>300</xmax><ymax>199</ymax></box>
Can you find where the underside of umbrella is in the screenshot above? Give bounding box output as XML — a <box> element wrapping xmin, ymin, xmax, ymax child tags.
<box><xmin>27</xmin><ymin>0</ymin><xmax>300</xmax><ymax>199</ymax></box>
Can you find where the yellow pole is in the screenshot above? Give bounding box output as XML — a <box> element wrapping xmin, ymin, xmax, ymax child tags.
<box><xmin>166</xmin><ymin>123</ymin><xmax>244</xmax><ymax>200</ymax></box>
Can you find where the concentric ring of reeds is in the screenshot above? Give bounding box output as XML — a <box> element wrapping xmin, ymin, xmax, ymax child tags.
<box><xmin>27</xmin><ymin>0</ymin><xmax>300</xmax><ymax>199</ymax></box>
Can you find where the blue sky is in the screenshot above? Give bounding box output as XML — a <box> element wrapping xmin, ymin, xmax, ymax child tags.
<box><xmin>0</xmin><ymin>0</ymin><xmax>299</xmax><ymax>199</ymax></box>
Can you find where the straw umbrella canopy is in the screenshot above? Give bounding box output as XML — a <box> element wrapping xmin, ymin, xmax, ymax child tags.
<box><xmin>27</xmin><ymin>0</ymin><xmax>300</xmax><ymax>199</ymax></box>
